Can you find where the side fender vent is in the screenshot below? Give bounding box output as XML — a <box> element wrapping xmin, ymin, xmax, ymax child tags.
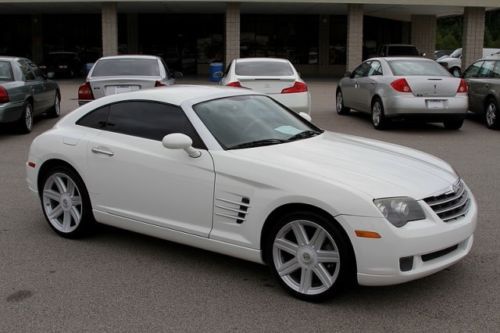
<box><xmin>215</xmin><ymin>196</ymin><xmax>251</xmax><ymax>224</ymax></box>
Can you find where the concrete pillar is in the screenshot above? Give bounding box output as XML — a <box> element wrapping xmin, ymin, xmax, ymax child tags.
<box><xmin>346</xmin><ymin>4</ymin><xmax>363</xmax><ymax>72</ymax></box>
<box><xmin>102</xmin><ymin>2</ymin><xmax>118</xmax><ymax>56</ymax></box>
<box><xmin>225</xmin><ymin>2</ymin><xmax>240</xmax><ymax>65</ymax></box>
<box><xmin>462</xmin><ymin>7</ymin><xmax>485</xmax><ymax>69</ymax></box>
<box><xmin>127</xmin><ymin>14</ymin><xmax>138</xmax><ymax>54</ymax></box>
<box><xmin>411</xmin><ymin>15</ymin><xmax>436</xmax><ymax>59</ymax></box>
<box><xmin>319</xmin><ymin>15</ymin><xmax>330</xmax><ymax>70</ymax></box>
<box><xmin>31</xmin><ymin>15</ymin><xmax>43</xmax><ymax>64</ymax></box>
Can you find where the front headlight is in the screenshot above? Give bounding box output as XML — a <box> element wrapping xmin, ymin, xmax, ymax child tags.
<box><xmin>373</xmin><ymin>197</ymin><xmax>426</xmax><ymax>227</ymax></box>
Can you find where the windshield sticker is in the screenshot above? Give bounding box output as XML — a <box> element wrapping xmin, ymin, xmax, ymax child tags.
<box><xmin>274</xmin><ymin>126</ymin><xmax>302</xmax><ymax>135</ymax></box>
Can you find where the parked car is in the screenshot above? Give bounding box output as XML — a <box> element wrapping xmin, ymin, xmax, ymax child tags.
<box><xmin>437</xmin><ymin>48</ymin><xmax>500</xmax><ymax>77</ymax></box>
<box><xmin>0</xmin><ymin>56</ymin><xmax>60</xmax><ymax>133</ymax></box>
<box><xmin>336</xmin><ymin>57</ymin><xmax>469</xmax><ymax>130</ymax></box>
<box><xmin>78</xmin><ymin>55</ymin><xmax>179</xmax><ymax>105</ymax></box>
<box><xmin>39</xmin><ymin>51</ymin><xmax>83</xmax><ymax>78</ymax></box>
<box><xmin>462</xmin><ymin>55</ymin><xmax>500</xmax><ymax>129</ymax></box>
<box><xmin>434</xmin><ymin>49</ymin><xmax>453</xmax><ymax>60</ymax></box>
<box><xmin>220</xmin><ymin>57</ymin><xmax>311</xmax><ymax>114</ymax></box>
<box><xmin>27</xmin><ymin>86</ymin><xmax>477</xmax><ymax>301</ymax></box>
<box><xmin>377</xmin><ymin>44</ymin><xmax>421</xmax><ymax>57</ymax></box>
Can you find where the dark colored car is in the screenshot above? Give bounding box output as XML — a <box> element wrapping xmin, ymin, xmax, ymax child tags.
<box><xmin>0</xmin><ymin>57</ymin><xmax>60</xmax><ymax>133</ymax></box>
<box><xmin>378</xmin><ymin>44</ymin><xmax>421</xmax><ymax>57</ymax></box>
<box><xmin>463</xmin><ymin>55</ymin><xmax>500</xmax><ymax>129</ymax></box>
<box><xmin>40</xmin><ymin>51</ymin><xmax>82</xmax><ymax>78</ymax></box>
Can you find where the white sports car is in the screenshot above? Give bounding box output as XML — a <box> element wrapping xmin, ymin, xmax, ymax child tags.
<box><xmin>26</xmin><ymin>86</ymin><xmax>477</xmax><ymax>301</ymax></box>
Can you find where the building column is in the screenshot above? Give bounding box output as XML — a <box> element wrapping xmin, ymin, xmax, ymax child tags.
<box><xmin>411</xmin><ymin>15</ymin><xmax>436</xmax><ymax>58</ymax></box>
<box><xmin>225</xmin><ymin>2</ymin><xmax>240</xmax><ymax>65</ymax></box>
<box><xmin>31</xmin><ymin>15</ymin><xmax>43</xmax><ymax>64</ymax></box>
<box><xmin>462</xmin><ymin>7</ymin><xmax>485</xmax><ymax>69</ymax></box>
<box><xmin>102</xmin><ymin>2</ymin><xmax>118</xmax><ymax>56</ymax></box>
<box><xmin>127</xmin><ymin>14</ymin><xmax>138</xmax><ymax>54</ymax></box>
<box><xmin>319</xmin><ymin>15</ymin><xmax>330</xmax><ymax>72</ymax></box>
<box><xmin>346</xmin><ymin>4</ymin><xmax>363</xmax><ymax>72</ymax></box>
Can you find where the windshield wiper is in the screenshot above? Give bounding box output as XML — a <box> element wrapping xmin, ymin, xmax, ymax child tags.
<box><xmin>286</xmin><ymin>130</ymin><xmax>322</xmax><ymax>142</ymax></box>
<box><xmin>228</xmin><ymin>138</ymin><xmax>287</xmax><ymax>150</ymax></box>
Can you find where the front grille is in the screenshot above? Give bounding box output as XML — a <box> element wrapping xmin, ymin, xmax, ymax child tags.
<box><xmin>421</xmin><ymin>244</ymin><xmax>459</xmax><ymax>262</ymax></box>
<box><xmin>424</xmin><ymin>179</ymin><xmax>470</xmax><ymax>222</ymax></box>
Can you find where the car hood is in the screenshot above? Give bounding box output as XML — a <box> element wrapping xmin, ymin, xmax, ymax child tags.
<box><xmin>227</xmin><ymin>132</ymin><xmax>457</xmax><ymax>200</ymax></box>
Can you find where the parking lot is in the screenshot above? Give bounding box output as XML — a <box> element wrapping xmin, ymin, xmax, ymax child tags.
<box><xmin>1</xmin><ymin>78</ymin><xmax>499</xmax><ymax>332</ymax></box>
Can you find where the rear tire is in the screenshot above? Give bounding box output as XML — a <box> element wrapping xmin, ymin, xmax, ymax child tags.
<box><xmin>18</xmin><ymin>102</ymin><xmax>33</xmax><ymax>133</ymax></box>
<box><xmin>443</xmin><ymin>118</ymin><xmax>464</xmax><ymax>130</ymax></box>
<box><xmin>485</xmin><ymin>98</ymin><xmax>499</xmax><ymax>129</ymax></box>
<box><xmin>371</xmin><ymin>98</ymin><xmax>389</xmax><ymax>130</ymax></box>
<box><xmin>336</xmin><ymin>90</ymin><xmax>350</xmax><ymax>115</ymax></box>
<box><xmin>46</xmin><ymin>93</ymin><xmax>61</xmax><ymax>118</ymax></box>
<box><xmin>450</xmin><ymin>67</ymin><xmax>461</xmax><ymax>77</ymax></box>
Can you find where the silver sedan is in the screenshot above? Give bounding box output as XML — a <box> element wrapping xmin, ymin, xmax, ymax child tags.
<box><xmin>336</xmin><ymin>57</ymin><xmax>468</xmax><ymax>130</ymax></box>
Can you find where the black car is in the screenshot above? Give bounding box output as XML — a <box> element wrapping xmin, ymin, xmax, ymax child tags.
<box><xmin>40</xmin><ymin>52</ymin><xmax>82</xmax><ymax>78</ymax></box>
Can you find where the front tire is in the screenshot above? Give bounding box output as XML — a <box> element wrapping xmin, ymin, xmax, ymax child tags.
<box><xmin>371</xmin><ymin>98</ymin><xmax>389</xmax><ymax>130</ymax></box>
<box><xmin>336</xmin><ymin>90</ymin><xmax>349</xmax><ymax>115</ymax></box>
<box><xmin>40</xmin><ymin>166</ymin><xmax>95</xmax><ymax>238</ymax></box>
<box><xmin>265</xmin><ymin>211</ymin><xmax>354</xmax><ymax>302</ymax></box>
<box><xmin>485</xmin><ymin>98</ymin><xmax>499</xmax><ymax>129</ymax></box>
<box><xmin>451</xmin><ymin>67</ymin><xmax>461</xmax><ymax>77</ymax></box>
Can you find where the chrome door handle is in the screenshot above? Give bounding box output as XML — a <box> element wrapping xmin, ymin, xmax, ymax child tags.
<box><xmin>91</xmin><ymin>147</ymin><xmax>114</xmax><ymax>157</ymax></box>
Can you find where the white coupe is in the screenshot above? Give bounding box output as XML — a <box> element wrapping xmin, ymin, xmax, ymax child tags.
<box><xmin>26</xmin><ymin>86</ymin><xmax>477</xmax><ymax>301</ymax></box>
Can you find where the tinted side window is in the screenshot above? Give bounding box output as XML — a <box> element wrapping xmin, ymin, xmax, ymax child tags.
<box><xmin>353</xmin><ymin>62</ymin><xmax>371</xmax><ymax>78</ymax></box>
<box><xmin>478</xmin><ymin>61</ymin><xmax>495</xmax><ymax>78</ymax></box>
<box><xmin>18</xmin><ymin>61</ymin><xmax>35</xmax><ymax>81</ymax></box>
<box><xmin>368</xmin><ymin>61</ymin><xmax>383</xmax><ymax>76</ymax></box>
<box><xmin>76</xmin><ymin>105</ymin><xmax>110</xmax><ymax>129</ymax></box>
<box><xmin>463</xmin><ymin>61</ymin><xmax>484</xmax><ymax>79</ymax></box>
<box><xmin>106</xmin><ymin>101</ymin><xmax>205</xmax><ymax>149</ymax></box>
<box><xmin>493</xmin><ymin>61</ymin><xmax>500</xmax><ymax>79</ymax></box>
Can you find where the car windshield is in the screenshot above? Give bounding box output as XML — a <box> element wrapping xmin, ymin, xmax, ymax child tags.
<box><xmin>92</xmin><ymin>58</ymin><xmax>160</xmax><ymax>77</ymax></box>
<box><xmin>0</xmin><ymin>61</ymin><xmax>13</xmax><ymax>81</ymax></box>
<box><xmin>193</xmin><ymin>95</ymin><xmax>322</xmax><ymax>150</ymax></box>
<box><xmin>388</xmin><ymin>60</ymin><xmax>451</xmax><ymax>77</ymax></box>
<box><xmin>235</xmin><ymin>61</ymin><xmax>294</xmax><ymax>76</ymax></box>
<box><xmin>387</xmin><ymin>46</ymin><xmax>419</xmax><ymax>56</ymax></box>
<box><xmin>449</xmin><ymin>49</ymin><xmax>462</xmax><ymax>58</ymax></box>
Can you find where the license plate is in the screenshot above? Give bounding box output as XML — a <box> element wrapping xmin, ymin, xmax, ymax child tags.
<box><xmin>115</xmin><ymin>86</ymin><xmax>134</xmax><ymax>94</ymax></box>
<box><xmin>426</xmin><ymin>100</ymin><xmax>445</xmax><ymax>109</ymax></box>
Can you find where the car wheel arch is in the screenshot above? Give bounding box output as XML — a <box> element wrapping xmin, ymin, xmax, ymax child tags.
<box><xmin>484</xmin><ymin>95</ymin><xmax>497</xmax><ymax>109</ymax></box>
<box><xmin>259</xmin><ymin>202</ymin><xmax>356</xmax><ymax>270</ymax></box>
<box><xmin>37</xmin><ymin>159</ymin><xmax>85</xmax><ymax>197</ymax></box>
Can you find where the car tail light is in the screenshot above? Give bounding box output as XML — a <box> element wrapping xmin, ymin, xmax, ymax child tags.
<box><xmin>457</xmin><ymin>79</ymin><xmax>468</xmax><ymax>93</ymax></box>
<box><xmin>78</xmin><ymin>82</ymin><xmax>94</xmax><ymax>101</ymax></box>
<box><xmin>155</xmin><ymin>80</ymin><xmax>166</xmax><ymax>87</ymax></box>
<box><xmin>0</xmin><ymin>86</ymin><xmax>9</xmax><ymax>103</ymax></box>
<box><xmin>281</xmin><ymin>81</ymin><xmax>308</xmax><ymax>94</ymax></box>
<box><xmin>390</xmin><ymin>78</ymin><xmax>412</xmax><ymax>93</ymax></box>
<box><xmin>226</xmin><ymin>81</ymin><xmax>242</xmax><ymax>88</ymax></box>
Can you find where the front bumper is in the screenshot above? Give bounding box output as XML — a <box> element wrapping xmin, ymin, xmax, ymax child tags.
<box><xmin>336</xmin><ymin>188</ymin><xmax>477</xmax><ymax>286</ymax></box>
<box><xmin>383</xmin><ymin>94</ymin><xmax>468</xmax><ymax>119</ymax></box>
<box><xmin>270</xmin><ymin>92</ymin><xmax>311</xmax><ymax>114</ymax></box>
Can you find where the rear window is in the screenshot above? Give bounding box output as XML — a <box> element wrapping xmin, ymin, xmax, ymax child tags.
<box><xmin>0</xmin><ymin>61</ymin><xmax>13</xmax><ymax>81</ymax></box>
<box><xmin>235</xmin><ymin>61</ymin><xmax>294</xmax><ymax>76</ymax></box>
<box><xmin>387</xmin><ymin>46</ymin><xmax>419</xmax><ymax>56</ymax></box>
<box><xmin>92</xmin><ymin>58</ymin><xmax>160</xmax><ymax>77</ymax></box>
<box><xmin>388</xmin><ymin>60</ymin><xmax>451</xmax><ymax>77</ymax></box>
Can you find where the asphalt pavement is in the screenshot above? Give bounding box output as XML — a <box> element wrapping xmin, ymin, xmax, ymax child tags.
<box><xmin>1</xmin><ymin>77</ymin><xmax>499</xmax><ymax>332</ymax></box>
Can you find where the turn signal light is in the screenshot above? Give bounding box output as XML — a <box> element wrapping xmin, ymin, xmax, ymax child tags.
<box><xmin>355</xmin><ymin>230</ymin><xmax>382</xmax><ymax>239</ymax></box>
<box><xmin>27</xmin><ymin>161</ymin><xmax>36</xmax><ymax>168</ymax></box>
<box><xmin>0</xmin><ymin>86</ymin><xmax>9</xmax><ymax>103</ymax></box>
<box><xmin>227</xmin><ymin>81</ymin><xmax>242</xmax><ymax>88</ymax></box>
<box><xmin>281</xmin><ymin>81</ymin><xmax>308</xmax><ymax>94</ymax></box>
<box><xmin>78</xmin><ymin>82</ymin><xmax>94</xmax><ymax>101</ymax></box>
<box><xmin>457</xmin><ymin>79</ymin><xmax>468</xmax><ymax>93</ymax></box>
<box><xmin>390</xmin><ymin>78</ymin><xmax>412</xmax><ymax>93</ymax></box>
<box><xmin>155</xmin><ymin>80</ymin><xmax>166</xmax><ymax>87</ymax></box>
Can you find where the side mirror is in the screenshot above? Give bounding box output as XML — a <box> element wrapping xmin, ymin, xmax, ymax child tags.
<box><xmin>173</xmin><ymin>71</ymin><xmax>183</xmax><ymax>79</ymax></box>
<box><xmin>299</xmin><ymin>112</ymin><xmax>312</xmax><ymax>122</ymax></box>
<box><xmin>162</xmin><ymin>133</ymin><xmax>201</xmax><ymax>158</ymax></box>
<box><xmin>344</xmin><ymin>71</ymin><xmax>352</xmax><ymax>78</ymax></box>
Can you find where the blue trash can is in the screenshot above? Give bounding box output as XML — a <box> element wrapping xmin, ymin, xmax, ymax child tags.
<box><xmin>209</xmin><ymin>62</ymin><xmax>224</xmax><ymax>82</ymax></box>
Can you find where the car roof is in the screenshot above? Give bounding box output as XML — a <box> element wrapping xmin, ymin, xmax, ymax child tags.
<box><xmin>235</xmin><ymin>57</ymin><xmax>290</xmax><ymax>63</ymax></box>
<box><xmin>97</xmin><ymin>55</ymin><xmax>160</xmax><ymax>61</ymax></box>
<box><xmin>480</xmin><ymin>54</ymin><xmax>500</xmax><ymax>61</ymax></box>
<box><xmin>0</xmin><ymin>56</ymin><xmax>22</xmax><ymax>62</ymax></box>
<box><xmin>368</xmin><ymin>57</ymin><xmax>430</xmax><ymax>62</ymax></box>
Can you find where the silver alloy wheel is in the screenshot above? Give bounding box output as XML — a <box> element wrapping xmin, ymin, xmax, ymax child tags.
<box><xmin>372</xmin><ymin>102</ymin><xmax>382</xmax><ymax>127</ymax></box>
<box><xmin>336</xmin><ymin>91</ymin><xmax>343</xmax><ymax>113</ymax></box>
<box><xmin>42</xmin><ymin>173</ymin><xmax>83</xmax><ymax>233</ymax></box>
<box><xmin>54</xmin><ymin>95</ymin><xmax>61</xmax><ymax>116</ymax></box>
<box><xmin>272</xmin><ymin>220</ymin><xmax>341</xmax><ymax>295</ymax></box>
<box><xmin>25</xmin><ymin>104</ymin><xmax>33</xmax><ymax>130</ymax></box>
<box><xmin>486</xmin><ymin>102</ymin><xmax>496</xmax><ymax>127</ymax></box>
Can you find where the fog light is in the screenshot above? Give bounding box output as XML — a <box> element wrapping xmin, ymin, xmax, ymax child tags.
<box><xmin>399</xmin><ymin>256</ymin><xmax>414</xmax><ymax>272</ymax></box>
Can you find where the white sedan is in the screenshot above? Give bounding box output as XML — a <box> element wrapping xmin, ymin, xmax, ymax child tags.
<box><xmin>27</xmin><ymin>86</ymin><xmax>477</xmax><ymax>301</ymax></box>
<box><xmin>220</xmin><ymin>57</ymin><xmax>311</xmax><ymax>114</ymax></box>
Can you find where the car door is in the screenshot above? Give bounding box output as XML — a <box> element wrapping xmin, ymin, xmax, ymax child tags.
<box><xmin>475</xmin><ymin>60</ymin><xmax>497</xmax><ymax>112</ymax></box>
<box><xmin>82</xmin><ymin>100</ymin><xmax>215</xmax><ymax>237</ymax></box>
<box><xmin>342</xmin><ymin>62</ymin><xmax>371</xmax><ymax>110</ymax></box>
<box><xmin>356</xmin><ymin>60</ymin><xmax>383</xmax><ymax>112</ymax></box>
<box><xmin>463</xmin><ymin>61</ymin><xmax>485</xmax><ymax>113</ymax></box>
<box><xmin>18</xmin><ymin>60</ymin><xmax>47</xmax><ymax>113</ymax></box>
<box><xmin>31</xmin><ymin>63</ymin><xmax>54</xmax><ymax>111</ymax></box>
